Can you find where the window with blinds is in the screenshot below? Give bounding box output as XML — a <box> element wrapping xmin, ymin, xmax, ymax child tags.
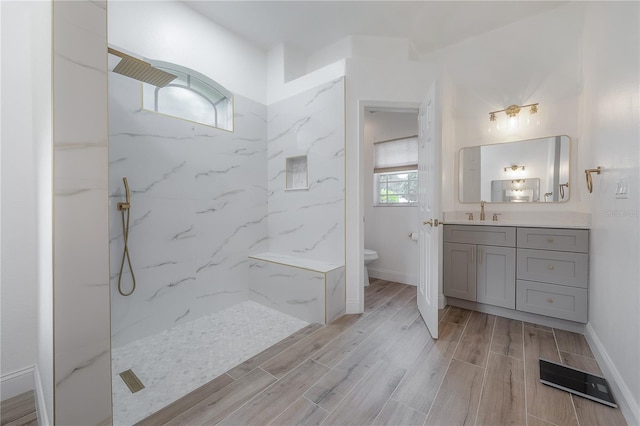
<box><xmin>373</xmin><ymin>136</ymin><xmax>419</xmax><ymax>206</ymax></box>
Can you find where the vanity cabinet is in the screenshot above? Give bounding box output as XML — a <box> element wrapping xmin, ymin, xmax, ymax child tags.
<box><xmin>444</xmin><ymin>225</ymin><xmax>589</xmax><ymax>323</ymax></box>
<box><xmin>444</xmin><ymin>226</ymin><xmax>516</xmax><ymax>309</ymax></box>
<box><xmin>515</xmin><ymin>227</ymin><xmax>589</xmax><ymax>322</ymax></box>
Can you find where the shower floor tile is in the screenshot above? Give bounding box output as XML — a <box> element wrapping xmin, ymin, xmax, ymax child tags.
<box><xmin>111</xmin><ymin>300</ymin><xmax>309</xmax><ymax>426</ymax></box>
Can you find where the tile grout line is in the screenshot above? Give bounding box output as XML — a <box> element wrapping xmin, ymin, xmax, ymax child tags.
<box><xmin>472</xmin><ymin>315</ymin><xmax>497</xmax><ymax>425</ymax></box>
<box><xmin>303</xmin><ymin>395</ymin><xmax>329</xmax><ymax>414</ymax></box>
<box><xmin>523</xmin><ymin>321</ymin><xmax>529</xmax><ymax>426</ymax></box>
<box><xmin>370</xmin><ymin>392</ymin><xmax>395</xmax><ymax>425</ymax></box>
<box><xmin>424</xmin><ymin>312</ymin><xmax>470</xmax><ymax>422</ymax></box>
<box><xmin>528</xmin><ymin>413</ymin><xmax>561</xmax><ymax>426</ymax></box>
<box><xmin>316</xmin><ymin>286</ymin><xmax>415</xmax><ymax>424</ymax></box>
<box><xmin>259</xmin><ymin>366</ymin><xmax>279</xmax><ymax>381</ymax></box>
<box><xmin>212</xmin><ymin>367</ymin><xmax>282</xmax><ymax>425</ymax></box>
<box><xmin>226</xmin><ymin>323</ymin><xmax>324</xmax><ymax>382</ymax></box>
<box><xmin>552</xmin><ymin>328</ymin><xmax>581</xmax><ymax>426</ymax></box>
<box><xmin>301</xmin><ymin>286</ymin><xmax>409</xmax><ymax>424</ymax></box>
<box><xmin>266</xmin><ymin>390</ymin><xmax>324</xmax><ymax>426</ymax></box>
<box><xmin>316</xmin><ymin>287</ymin><xmax>413</xmax><ymax>425</ymax></box>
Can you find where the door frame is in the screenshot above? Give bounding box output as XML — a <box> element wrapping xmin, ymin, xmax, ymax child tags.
<box><xmin>356</xmin><ymin>100</ymin><xmax>421</xmax><ymax>312</ymax></box>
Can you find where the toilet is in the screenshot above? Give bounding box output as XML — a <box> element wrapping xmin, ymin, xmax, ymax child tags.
<box><xmin>363</xmin><ymin>249</ymin><xmax>379</xmax><ymax>287</ymax></box>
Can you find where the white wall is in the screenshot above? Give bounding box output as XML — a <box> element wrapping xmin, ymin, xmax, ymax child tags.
<box><xmin>345</xmin><ymin>57</ymin><xmax>436</xmax><ymax>312</ymax></box>
<box><xmin>1</xmin><ymin>0</ymin><xmax>38</xmax><ymax>394</ymax></box>
<box><xmin>434</xmin><ymin>2</ymin><xmax>586</xmax><ymax>216</ymax></box>
<box><xmin>109</xmin><ymin>0</ymin><xmax>267</xmax><ymax>104</ymax></box>
<box><xmin>364</xmin><ymin>111</ymin><xmax>419</xmax><ymax>285</ymax></box>
<box><xmin>1</xmin><ymin>2</ymin><xmax>53</xmax><ymax>421</ymax></box>
<box><xmin>267</xmin><ymin>43</ymin><xmax>346</xmax><ymax>105</ymax></box>
<box><xmin>581</xmin><ymin>2</ymin><xmax>640</xmax><ymax>423</ymax></box>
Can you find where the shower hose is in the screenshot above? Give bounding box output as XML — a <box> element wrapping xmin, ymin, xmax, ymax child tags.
<box><xmin>117</xmin><ymin>177</ymin><xmax>136</xmax><ymax>296</ymax></box>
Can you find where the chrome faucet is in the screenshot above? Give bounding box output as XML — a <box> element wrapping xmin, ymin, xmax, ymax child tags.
<box><xmin>480</xmin><ymin>201</ymin><xmax>486</xmax><ymax>221</ymax></box>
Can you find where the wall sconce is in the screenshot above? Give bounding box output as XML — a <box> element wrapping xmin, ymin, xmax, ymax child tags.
<box><xmin>489</xmin><ymin>103</ymin><xmax>539</xmax><ymax>131</ymax></box>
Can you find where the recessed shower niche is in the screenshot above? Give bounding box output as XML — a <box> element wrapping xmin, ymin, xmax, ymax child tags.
<box><xmin>285</xmin><ymin>155</ymin><xmax>309</xmax><ymax>190</ymax></box>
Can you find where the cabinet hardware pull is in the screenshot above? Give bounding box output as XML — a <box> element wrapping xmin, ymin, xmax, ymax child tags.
<box><xmin>470</xmin><ymin>248</ymin><xmax>474</xmax><ymax>264</ymax></box>
<box><xmin>547</xmin><ymin>298</ymin><xmax>554</xmax><ymax>304</ymax></box>
<box><xmin>478</xmin><ymin>248</ymin><xmax>483</xmax><ymax>265</ymax></box>
<box><xmin>547</xmin><ymin>265</ymin><xmax>554</xmax><ymax>270</ymax></box>
<box><xmin>547</xmin><ymin>238</ymin><xmax>554</xmax><ymax>243</ymax></box>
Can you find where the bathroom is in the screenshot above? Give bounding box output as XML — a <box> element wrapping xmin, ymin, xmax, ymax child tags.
<box><xmin>1</xmin><ymin>1</ymin><xmax>638</xmax><ymax>425</ymax></box>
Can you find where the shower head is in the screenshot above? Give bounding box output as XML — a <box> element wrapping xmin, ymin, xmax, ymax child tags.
<box><xmin>108</xmin><ymin>47</ymin><xmax>177</xmax><ymax>87</ymax></box>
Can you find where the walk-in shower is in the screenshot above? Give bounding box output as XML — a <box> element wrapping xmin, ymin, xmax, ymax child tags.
<box><xmin>108</xmin><ymin>45</ymin><xmax>345</xmax><ymax>424</ymax></box>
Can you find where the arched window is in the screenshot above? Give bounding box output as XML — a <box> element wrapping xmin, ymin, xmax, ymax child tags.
<box><xmin>142</xmin><ymin>61</ymin><xmax>233</xmax><ymax>131</ymax></box>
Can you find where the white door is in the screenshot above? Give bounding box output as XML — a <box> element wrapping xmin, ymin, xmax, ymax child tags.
<box><xmin>417</xmin><ymin>82</ymin><xmax>441</xmax><ymax>339</ymax></box>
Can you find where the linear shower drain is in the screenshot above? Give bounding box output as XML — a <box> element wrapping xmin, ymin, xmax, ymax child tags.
<box><xmin>119</xmin><ymin>369</ymin><xmax>145</xmax><ymax>393</ymax></box>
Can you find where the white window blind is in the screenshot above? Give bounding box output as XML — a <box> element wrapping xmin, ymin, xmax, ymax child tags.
<box><xmin>373</xmin><ymin>135</ymin><xmax>418</xmax><ymax>173</ymax></box>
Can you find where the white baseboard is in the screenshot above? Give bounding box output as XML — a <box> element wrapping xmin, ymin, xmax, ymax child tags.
<box><xmin>446</xmin><ymin>298</ymin><xmax>586</xmax><ymax>333</ymax></box>
<box><xmin>1</xmin><ymin>365</ymin><xmax>35</xmax><ymax>401</ymax></box>
<box><xmin>585</xmin><ymin>323</ymin><xmax>640</xmax><ymax>426</ymax></box>
<box><xmin>438</xmin><ymin>294</ymin><xmax>446</xmax><ymax>310</ymax></box>
<box><xmin>34</xmin><ymin>365</ymin><xmax>50</xmax><ymax>426</ymax></box>
<box><xmin>368</xmin><ymin>268</ymin><xmax>417</xmax><ymax>286</ymax></box>
<box><xmin>346</xmin><ymin>300</ymin><xmax>361</xmax><ymax>314</ymax></box>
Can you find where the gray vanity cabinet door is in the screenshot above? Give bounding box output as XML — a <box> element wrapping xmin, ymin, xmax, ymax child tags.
<box><xmin>444</xmin><ymin>242</ymin><xmax>476</xmax><ymax>301</ymax></box>
<box><xmin>476</xmin><ymin>245</ymin><xmax>516</xmax><ymax>309</ymax></box>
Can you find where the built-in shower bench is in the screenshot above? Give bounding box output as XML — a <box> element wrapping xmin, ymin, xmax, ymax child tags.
<box><xmin>248</xmin><ymin>252</ymin><xmax>345</xmax><ymax>324</ymax></box>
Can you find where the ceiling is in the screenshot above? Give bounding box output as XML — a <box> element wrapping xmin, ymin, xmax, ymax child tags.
<box><xmin>183</xmin><ymin>1</ymin><xmax>566</xmax><ymax>56</ymax></box>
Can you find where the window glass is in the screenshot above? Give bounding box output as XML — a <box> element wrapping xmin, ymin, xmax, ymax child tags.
<box><xmin>375</xmin><ymin>171</ymin><xmax>418</xmax><ymax>205</ymax></box>
<box><xmin>142</xmin><ymin>62</ymin><xmax>233</xmax><ymax>131</ymax></box>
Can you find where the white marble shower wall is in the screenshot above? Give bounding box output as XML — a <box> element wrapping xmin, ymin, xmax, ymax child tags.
<box><xmin>109</xmin><ymin>72</ymin><xmax>268</xmax><ymax>348</ymax></box>
<box><xmin>248</xmin><ymin>253</ymin><xmax>345</xmax><ymax>323</ymax></box>
<box><xmin>266</xmin><ymin>78</ymin><xmax>346</xmax><ymax>263</ymax></box>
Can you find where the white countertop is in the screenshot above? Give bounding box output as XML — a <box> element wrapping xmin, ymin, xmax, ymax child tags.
<box><xmin>443</xmin><ymin>211</ymin><xmax>590</xmax><ymax>229</ymax></box>
<box><xmin>249</xmin><ymin>252</ymin><xmax>344</xmax><ymax>273</ymax></box>
<box><xmin>443</xmin><ymin>220</ymin><xmax>590</xmax><ymax>229</ymax></box>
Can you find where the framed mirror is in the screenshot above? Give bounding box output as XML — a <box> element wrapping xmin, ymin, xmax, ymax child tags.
<box><xmin>459</xmin><ymin>135</ymin><xmax>570</xmax><ymax>203</ymax></box>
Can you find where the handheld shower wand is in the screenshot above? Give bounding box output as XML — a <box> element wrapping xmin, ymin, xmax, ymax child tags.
<box><xmin>118</xmin><ymin>177</ymin><xmax>131</xmax><ymax>211</ymax></box>
<box><xmin>117</xmin><ymin>177</ymin><xmax>136</xmax><ymax>296</ymax></box>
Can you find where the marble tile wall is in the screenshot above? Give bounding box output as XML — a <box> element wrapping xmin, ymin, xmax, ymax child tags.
<box><xmin>248</xmin><ymin>257</ymin><xmax>345</xmax><ymax>324</ymax></box>
<box><xmin>52</xmin><ymin>1</ymin><xmax>112</xmax><ymax>424</ymax></box>
<box><xmin>266</xmin><ymin>78</ymin><xmax>346</xmax><ymax>264</ymax></box>
<box><xmin>108</xmin><ymin>72</ymin><xmax>268</xmax><ymax>348</ymax></box>
<box><xmin>326</xmin><ymin>267</ymin><xmax>347</xmax><ymax>323</ymax></box>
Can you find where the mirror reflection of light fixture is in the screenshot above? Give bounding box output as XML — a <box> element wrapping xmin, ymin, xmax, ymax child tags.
<box><xmin>489</xmin><ymin>103</ymin><xmax>539</xmax><ymax>131</ymax></box>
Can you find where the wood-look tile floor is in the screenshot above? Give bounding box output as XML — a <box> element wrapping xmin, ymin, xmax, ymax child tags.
<box><xmin>0</xmin><ymin>391</ymin><xmax>37</xmax><ymax>426</ymax></box>
<box><xmin>139</xmin><ymin>279</ymin><xmax>627</xmax><ymax>426</ymax></box>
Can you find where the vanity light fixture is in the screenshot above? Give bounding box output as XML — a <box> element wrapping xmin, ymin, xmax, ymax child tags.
<box><xmin>489</xmin><ymin>103</ymin><xmax>539</xmax><ymax>131</ymax></box>
<box><xmin>504</xmin><ymin>165</ymin><xmax>525</xmax><ymax>172</ymax></box>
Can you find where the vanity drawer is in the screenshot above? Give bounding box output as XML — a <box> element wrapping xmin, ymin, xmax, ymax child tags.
<box><xmin>516</xmin><ymin>280</ymin><xmax>587</xmax><ymax>323</ymax></box>
<box><xmin>517</xmin><ymin>249</ymin><xmax>588</xmax><ymax>288</ymax></box>
<box><xmin>517</xmin><ymin>228</ymin><xmax>589</xmax><ymax>253</ymax></box>
<box><xmin>444</xmin><ymin>225</ymin><xmax>515</xmax><ymax>247</ymax></box>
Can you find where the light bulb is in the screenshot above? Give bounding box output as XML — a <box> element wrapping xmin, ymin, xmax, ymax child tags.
<box><xmin>508</xmin><ymin>114</ymin><xmax>518</xmax><ymax>130</ymax></box>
